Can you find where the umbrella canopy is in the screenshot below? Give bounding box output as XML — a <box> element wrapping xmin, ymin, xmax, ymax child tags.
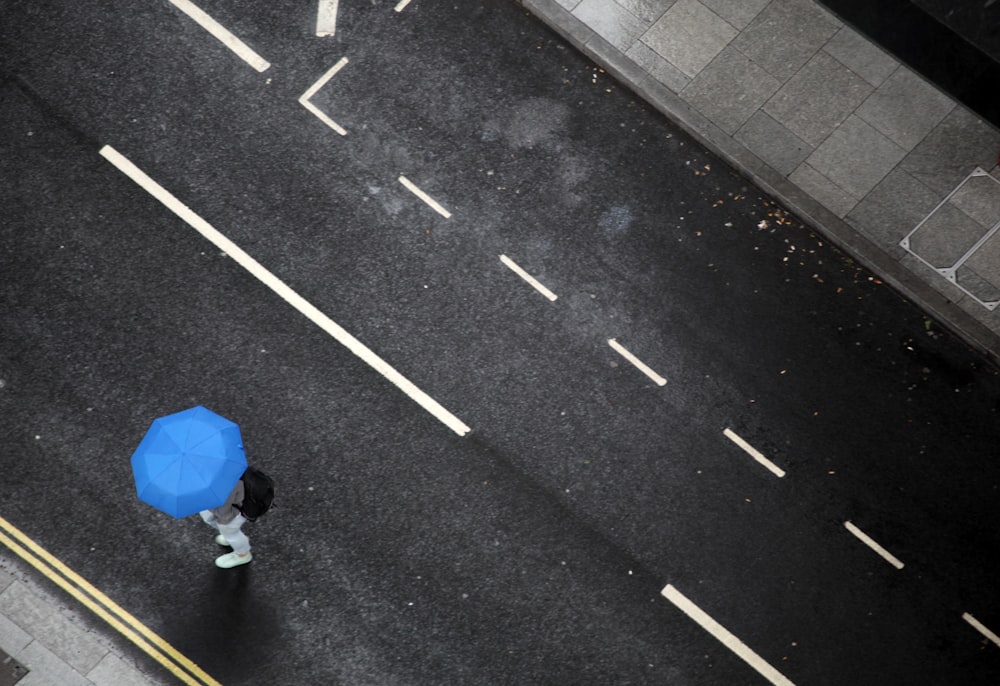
<box><xmin>131</xmin><ymin>405</ymin><xmax>247</xmax><ymax>518</ymax></box>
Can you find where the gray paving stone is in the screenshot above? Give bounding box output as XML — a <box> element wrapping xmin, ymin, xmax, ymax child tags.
<box><xmin>846</xmin><ymin>168</ymin><xmax>942</xmax><ymax>257</ymax></box>
<box><xmin>955</xmin><ymin>285</ymin><xmax>1000</xmax><ymax>323</ymax></box>
<box><xmin>731</xmin><ymin>0</ymin><xmax>840</xmax><ymax>82</ymax></box>
<box><xmin>640</xmin><ymin>0</ymin><xmax>737</xmax><ymax>78</ymax></box>
<box><xmin>0</xmin><ymin>582</ymin><xmax>107</xmax><ymax>675</ymax></box>
<box><xmin>957</xmin><ymin>256</ymin><xmax>1000</xmax><ymax>306</ymax></box>
<box><xmin>855</xmin><ymin>67</ymin><xmax>955</xmax><ymax>151</ymax></box>
<box><xmin>950</xmin><ymin>173</ymin><xmax>1000</xmax><ymax>229</ymax></box>
<box><xmin>681</xmin><ymin>46</ymin><xmax>780</xmax><ymax>134</ymax></box>
<box><xmin>625</xmin><ymin>40</ymin><xmax>691</xmax><ymax>92</ymax></box>
<box><xmin>0</xmin><ymin>612</ymin><xmax>31</xmax><ymax>656</ymax></box>
<box><xmin>789</xmin><ymin>161</ymin><xmax>858</xmax><ymax>217</ymax></box>
<box><xmin>0</xmin><ymin>565</ymin><xmax>13</xmax><ymax>593</ymax></box>
<box><xmin>573</xmin><ymin>0</ymin><xmax>651</xmax><ymax>51</ymax></box>
<box><xmin>735</xmin><ymin>110</ymin><xmax>813</xmax><ymax>176</ymax></box>
<box><xmin>906</xmin><ymin>203</ymin><xmax>990</xmax><ymax>269</ymax></box>
<box><xmin>87</xmin><ymin>652</ymin><xmax>157</xmax><ymax>686</ymax></box>
<box><xmin>822</xmin><ymin>26</ymin><xmax>899</xmax><ymax>87</ymax></box>
<box><xmin>698</xmin><ymin>0</ymin><xmax>769</xmax><ymax>29</ymax></box>
<box><xmin>900</xmin><ymin>252</ymin><xmax>967</xmax><ymax>303</ymax></box>
<box><xmin>901</xmin><ymin>107</ymin><xmax>1000</xmax><ymax>196</ymax></box>
<box><xmin>763</xmin><ymin>51</ymin><xmax>873</xmax><ymax>146</ymax></box>
<box><xmin>15</xmin><ymin>641</ymin><xmax>91</xmax><ymax>686</ymax></box>
<box><xmin>805</xmin><ymin>114</ymin><xmax>907</xmax><ymax>199</ymax></box>
<box><xmin>554</xmin><ymin>0</ymin><xmax>581</xmax><ymax>10</ymax></box>
<box><xmin>614</xmin><ymin>0</ymin><xmax>672</xmax><ymax>24</ymax></box>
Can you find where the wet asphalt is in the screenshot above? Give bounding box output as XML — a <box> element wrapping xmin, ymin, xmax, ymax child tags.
<box><xmin>3</xmin><ymin>1</ymin><xmax>1000</xmax><ymax>684</ymax></box>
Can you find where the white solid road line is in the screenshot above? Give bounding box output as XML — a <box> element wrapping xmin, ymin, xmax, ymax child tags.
<box><xmin>843</xmin><ymin>521</ymin><xmax>904</xmax><ymax>570</ymax></box>
<box><xmin>168</xmin><ymin>0</ymin><xmax>270</xmax><ymax>72</ymax></box>
<box><xmin>398</xmin><ymin>176</ymin><xmax>452</xmax><ymax>218</ymax></box>
<box><xmin>963</xmin><ymin>612</ymin><xmax>1000</xmax><ymax>648</ymax></box>
<box><xmin>661</xmin><ymin>584</ymin><xmax>796</xmax><ymax>686</ymax></box>
<box><xmin>299</xmin><ymin>57</ymin><xmax>350</xmax><ymax>136</ymax></box>
<box><xmin>316</xmin><ymin>0</ymin><xmax>339</xmax><ymax>36</ymax></box>
<box><xmin>99</xmin><ymin>145</ymin><xmax>471</xmax><ymax>437</ymax></box>
<box><xmin>607</xmin><ymin>339</ymin><xmax>666</xmax><ymax>386</ymax></box>
<box><xmin>394</xmin><ymin>0</ymin><xmax>413</xmax><ymax>12</ymax></box>
<box><xmin>722</xmin><ymin>428</ymin><xmax>786</xmax><ymax>478</ymax></box>
<box><xmin>499</xmin><ymin>255</ymin><xmax>558</xmax><ymax>302</ymax></box>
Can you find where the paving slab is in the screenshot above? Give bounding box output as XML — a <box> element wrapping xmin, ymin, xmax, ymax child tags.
<box><xmin>958</xmin><ymin>255</ymin><xmax>1000</xmax><ymax>305</ymax></box>
<box><xmin>734</xmin><ymin>110</ymin><xmax>812</xmax><ymax>176</ymax></box>
<box><xmin>640</xmin><ymin>0</ymin><xmax>737</xmax><ymax>78</ymax></box>
<box><xmin>698</xmin><ymin>0</ymin><xmax>769</xmax><ymax>29</ymax></box>
<box><xmin>855</xmin><ymin>66</ymin><xmax>956</xmax><ymax>150</ymax></box>
<box><xmin>613</xmin><ymin>0</ymin><xmax>670</xmax><ymax>24</ymax></box>
<box><xmin>949</xmin><ymin>172</ymin><xmax>1000</xmax><ymax>229</ymax></box>
<box><xmin>822</xmin><ymin>25</ymin><xmax>899</xmax><ymax>87</ymax></box>
<box><xmin>906</xmin><ymin>203</ymin><xmax>989</xmax><ymax>268</ymax></box>
<box><xmin>763</xmin><ymin>51</ymin><xmax>873</xmax><ymax>147</ymax></box>
<box><xmin>86</xmin><ymin>653</ymin><xmax>155</xmax><ymax>686</ymax></box>
<box><xmin>731</xmin><ymin>0</ymin><xmax>840</xmax><ymax>81</ymax></box>
<box><xmin>680</xmin><ymin>45</ymin><xmax>780</xmax><ymax>134</ymax></box>
<box><xmin>0</xmin><ymin>615</ymin><xmax>31</xmax><ymax>660</ymax></box>
<box><xmin>789</xmin><ymin>161</ymin><xmax>858</xmax><ymax>217</ymax></box>
<box><xmin>805</xmin><ymin>114</ymin><xmax>908</xmax><ymax>200</ymax></box>
<box><xmin>901</xmin><ymin>107</ymin><xmax>1000</xmax><ymax>196</ymax></box>
<box><xmin>14</xmin><ymin>642</ymin><xmax>90</xmax><ymax>686</ymax></box>
<box><xmin>573</xmin><ymin>0</ymin><xmax>650</xmax><ymax>51</ymax></box>
<box><xmin>846</xmin><ymin>168</ymin><xmax>941</xmax><ymax>257</ymax></box>
<box><xmin>899</xmin><ymin>252</ymin><xmax>968</xmax><ymax>304</ymax></box>
<box><xmin>0</xmin><ymin>583</ymin><xmax>106</xmax><ymax>676</ymax></box>
<box><xmin>681</xmin><ymin>48</ymin><xmax>781</xmax><ymax>135</ymax></box>
<box><xmin>625</xmin><ymin>40</ymin><xmax>691</xmax><ymax>92</ymax></box>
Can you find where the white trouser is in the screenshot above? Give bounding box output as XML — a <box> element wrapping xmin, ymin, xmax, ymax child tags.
<box><xmin>199</xmin><ymin>510</ymin><xmax>251</xmax><ymax>554</ymax></box>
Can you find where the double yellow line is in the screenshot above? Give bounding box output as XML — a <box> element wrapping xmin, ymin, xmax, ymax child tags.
<box><xmin>0</xmin><ymin>514</ymin><xmax>220</xmax><ymax>686</ymax></box>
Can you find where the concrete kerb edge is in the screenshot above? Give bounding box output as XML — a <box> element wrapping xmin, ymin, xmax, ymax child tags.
<box><xmin>519</xmin><ymin>0</ymin><xmax>1000</xmax><ymax>366</ymax></box>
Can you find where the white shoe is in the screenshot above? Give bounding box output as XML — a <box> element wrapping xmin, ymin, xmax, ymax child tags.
<box><xmin>214</xmin><ymin>534</ymin><xmax>230</xmax><ymax>547</ymax></box>
<box><xmin>215</xmin><ymin>552</ymin><xmax>252</xmax><ymax>569</ymax></box>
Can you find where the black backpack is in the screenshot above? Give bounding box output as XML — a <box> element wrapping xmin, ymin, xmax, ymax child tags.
<box><xmin>239</xmin><ymin>466</ymin><xmax>274</xmax><ymax>521</ymax></box>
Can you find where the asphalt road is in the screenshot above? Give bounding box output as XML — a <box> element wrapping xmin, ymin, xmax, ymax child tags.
<box><xmin>3</xmin><ymin>1</ymin><xmax>1000</xmax><ymax>684</ymax></box>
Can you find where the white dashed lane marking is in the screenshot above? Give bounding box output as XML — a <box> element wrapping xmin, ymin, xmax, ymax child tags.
<box><xmin>100</xmin><ymin>145</ymin><xmax>471</xmax><ymax>437</ymax></box>
<box><xmin>843</xmin><ymin>521</ymin><xmax>904</xmax><ymax>570</ymax></box>
<box><xmin>168</xmin><ymin>0</ymin><xmax>270</xmax><ymax>72</ymax></box>
<box><xmin>499</xmin><ymin>255</ymin><xmax>558</xmax><ymax>302</ymax></box>
<box><xmin>661</xmin><ymin>584</ymin><xmax>796</xmax><ymax>686</ymax></box>
<box><xmin>394</xmin><ymin>0</ymin><xmax>413</xmax><ymax>12</ymax></box>
<box><xmin>315</xmin><ymin>0</ymin><xmax>339</xmax><ymax>36</ymax></box>
<box><xmin>398</xmin><ymin>176</ymin><xmax>451</xmax><ymax>218</ymax></box>
<box><xmin>722</xmin><ymin>428</ymin><xmax>785</xmax><ymax>478</ymax></box>
<box><xmin>607</xmin><ymin>338</ymin><xmax>666</xmax><ymax>386</ymax></box>
<box><xmin>963</xmin><ymin>612</ymin><xmax>1000</xmax><ymax>647</ymax></box>
<box><xmin>299</xmin><ymin>57</ymin><xmax>350</xmax><ymax>136</ymax></box>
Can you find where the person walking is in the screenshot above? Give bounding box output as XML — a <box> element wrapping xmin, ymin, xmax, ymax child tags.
<box><xmin>199</xmin><ymin>477</ymin><xmax>253</xmax><ymax>569</ymax></box>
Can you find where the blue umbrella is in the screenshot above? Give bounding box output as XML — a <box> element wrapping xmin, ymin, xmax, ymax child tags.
<box><xmin>131</xmin><ymin>406</ymin><xmax>247</xmax><ymax>518</ymax></box>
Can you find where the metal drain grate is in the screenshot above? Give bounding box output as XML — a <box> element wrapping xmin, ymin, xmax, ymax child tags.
<box><xmin>901</xmin><ymin>167</ymin><xmax>1000</xmax><ymax>310</ymax></box>
<box><xmin>0</xmin><ymin>649</ymin><xmax>28</xmax><ymax>686</ymax></box>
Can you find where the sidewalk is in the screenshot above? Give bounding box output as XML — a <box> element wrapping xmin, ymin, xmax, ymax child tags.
<box><xmin>0</xmin><ymin>555</ymin><xmax>165</xmax><ymax>686</ymax></box>
<box><xmin>524</xmin><ymin>0</ymin><xmax>1000</xmax><ymax>362</ymax></box>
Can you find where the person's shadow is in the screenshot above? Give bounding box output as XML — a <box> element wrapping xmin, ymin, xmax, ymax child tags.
<box><xmin>166</xmin><ymin>563</ymin><xmax>284</xmax><ymax>683</ymax></box>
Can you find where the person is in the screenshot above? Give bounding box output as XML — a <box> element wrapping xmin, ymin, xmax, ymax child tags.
<box><xmin>199</xmin><ymin>477</ymin><xmax>252</xmax><ymax>568</ymax></box>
